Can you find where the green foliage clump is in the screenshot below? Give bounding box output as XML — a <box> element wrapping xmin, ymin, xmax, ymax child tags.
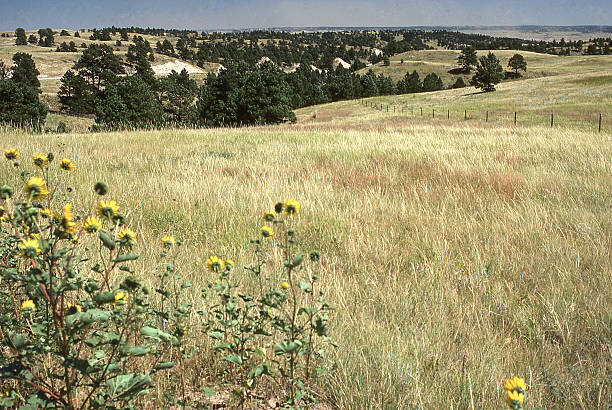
<box><xmin>508</xmin><ymin>54</ymin><xmax>527</xmax><ymax>75</ymax></box>
<box><xmin>0</xmin><ymin>150</ymin><xmax>189</xmax><ymax>408</ymax></box>
<box><xmin>457</xmin><ymin>46</ymin><xmax>478</xmax><ymax>72</ymax></box>
<box><xmin>471</xmin><ymin>52</ymin><xmax>505</xmax><ymax>92</ymax></box>
<box><xmin>202</xmin><ymin>201</ymin><xmax>333</xmax><ymax>407</ymax></box>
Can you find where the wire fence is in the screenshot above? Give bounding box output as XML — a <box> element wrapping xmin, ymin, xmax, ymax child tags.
<box><xmin>359</xmin><ymin>100</ymin><xmax>607</xmax><ymax>133</ymax></box>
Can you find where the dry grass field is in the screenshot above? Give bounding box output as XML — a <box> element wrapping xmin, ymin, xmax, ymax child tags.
<box><xmin>2</xmin><ymin>94</ymin><xmax>610</xmax><ymax>407</ymax></box>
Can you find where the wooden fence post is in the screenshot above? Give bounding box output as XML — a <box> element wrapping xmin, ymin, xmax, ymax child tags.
<box><xmin>420</xmin><ymin>107</ymin><xmax>423</xmax><ymax>116</ymax></box>
<box><xmin>464</xmin><ymin>110</ymin><xmax>467</xmax><ymax>120</ymax></box>
<box><xmin>514</xmin><ymin>112</ymin><xmax>517</xmax><ymax>126</ymax></box>
<box><xmin>486</xmin><ymin>111</ymin><xmax>488</xmax><ymax>122</ymax></box>
<box><xmin>447</xmin><ymin>109</ymin><xmax>450</xmax><ymax>119</ymax></box>
<box><xmin>432</xmin><ymin>109</ymin><xmax>435</xmax><ymax>118</ymax></box>
<box><xmin>551</xmin><ymin>112</ymin><xmax>554</xmax><ymax>127</ymax></box>
<box><xmin>599</xmin><ymin>113</ymin><xmax>602</xmax><ymax>132</ymax></box>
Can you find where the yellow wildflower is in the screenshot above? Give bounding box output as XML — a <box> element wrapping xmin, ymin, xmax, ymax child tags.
<box><xmin>96</xmin><ymin>199</ymin><xmax>119</xmax><ymax>220</ymax></box>
<box><xmin>59</xmin><ymin>203</ymin><xmax>78</xmax><ymax>237</ymax></box>
<box><xmin>280</xmin><ymin>281</ymin><xmax>290</xmax><ymax>289</ymax></box>
<box><xmin>283</xmin><ymin>199</ymin><xmax>300</xmax><ymax>215</ymax></box>
<box><xmin>18</xmin><ymin>238</ymin><xmax>41</xmax><ymax>259</ymax></box>
<box><xmin>40</xmin><ymin>208</ymin><xmax>51</xmax><ymax>218</ymax></box>
<box><xmin>225</xmin><ymin>259</ymin><xmax>235</xmax><ymax>270</ymax></box>
<box><xmin>59</xmin><ymin>158</ymin><xmax>75</xmax><ymax>172</ymax></box>
<box><xmin>117</xmin><ymin>228</ymin><xmax>136</xmax><ymax>247</ymax></box>
<box><xmin>161</xmin><ymin>235</ymin><xmax>176</xmax><ymax>247</ymax></box>
<box><xmin>20</xmin><ymin>300</ymin><xmax>36</xmax><ymax>311</ymax></box>
<box><xmin>33</xmin><ymin>153</ymin><xmax>48</xmax><ymax>168</ymax></box>
<box><xmin>67</xmin><ymin>302</ymin><xmax>82</xmax><ymax>313</ymax></box>
<box><xmin>113</xmin><ymin>291</ymin><xmax>127</xmax><ymax>306</ymax></box>
<box><xmin>261</xmin><ymin>225</ymin><xmax>274</xmax><ymax>238</ymax></box>
<box><xmin>263</xmin><ymin>210</ymin><xmax>276</xmax><ymax>222</ymax></box>
<box><xmin>504</xmin><ymin>377</ymin><xmax>526</xmax><ymax>393</ymax></box>
<box><xmin>206</xmin><ymin>255</ymin><xmax>225</xmax><ymax>273</ymax></box>
<box><xmin>4</xmin><ymin>148</ymin><xmax>19</xmax><ymax>160</ymax></box>
<box><xmin>24</xmin><ymin>177</ymin><xmax>49</xmax><ymax>201</ymax></box>
<box><xmin>82</xmin><ymin>216</ymin><xmax>102</xmax><ymax>233</ymax></box>
<box><xmin>504</xmin><ymin>389</ymin><xmax>525</xmax><ymax>408</ymax></box>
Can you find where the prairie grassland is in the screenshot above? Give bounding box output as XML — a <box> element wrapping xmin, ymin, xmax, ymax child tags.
<box><xmin>1</xmin><ymin>115</ymin><xmax>610</xmax><ymax>408</ymax></box>
<box><xmin>358</xmin><ymin>49</ymin><xmax>612</xmax><ymax>85</ymax></box>
<box><xmin>299</xmin><ymin>67</ymin><xmax>612</xmax><ymax>132</ymax></box>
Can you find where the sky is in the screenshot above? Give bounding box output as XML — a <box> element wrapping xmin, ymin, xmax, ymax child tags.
<box><xmin>0</xmin><ymin>0</ymin><xmax>610</xmax><ymax>31</ymax></box>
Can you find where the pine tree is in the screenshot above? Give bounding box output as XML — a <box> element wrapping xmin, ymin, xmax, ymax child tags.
<box><xmin>15</xmin><ymin>28</ymin><xmax>27</xmax><ymax>45</ymax></box>
<box><xmin>470</xmin><ymin>52</ymin><xmax>504</xmax><ymax>92</ymax></box>
<box><xmin>0</xmin><ymin>79</ymin><xmax>47</xmax><ymax>129</ymax></box>
<box><xmin>11</xmin><ymin>53</ymin><xmax>41</xmax><ymax>92</ymax></box>
<box><xmin>422</xmin><ymin>73</ymin><xmax>444</xmax><ymax>91</ymax></box>
<box><xmin>457</xmin><ymin>46</ymin><xmax>477</xmax><ymax>72</ymax></box>
<box><xmin>507</xmin><ymin>54</ymin><xmax>527</xmax><ymax>75</ymax></box>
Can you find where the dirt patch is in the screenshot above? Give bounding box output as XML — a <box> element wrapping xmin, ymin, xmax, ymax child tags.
<box><xmin>152</xmin><ymin>59</ymin><xmax>205</xmax><ymax>76</ymax></box>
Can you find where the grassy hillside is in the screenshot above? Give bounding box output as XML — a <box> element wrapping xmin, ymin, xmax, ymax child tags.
<box><xmin>357</xmin><ymin>49</ymin><xmax>612</xmax><ymax>86</ymax></box>
<box><xmin>2</xmin><ymin>93</ymin><xmax>610</xmax><ymax>407</ymax></box>
<box><xmin>300</xmin><ymin>65</ymin><xmax>612</xmax><ymax>132</ymax></box>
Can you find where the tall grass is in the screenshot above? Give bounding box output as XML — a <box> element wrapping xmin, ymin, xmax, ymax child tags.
<box><xmin>1</xmin><ymin>121</ymin><xmax>610</xmax><ymax>408</ymax></box>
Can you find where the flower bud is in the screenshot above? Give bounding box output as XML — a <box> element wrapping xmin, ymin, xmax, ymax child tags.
<box><xmin>94</xmin><ymin>181</ymin><xmax>109</xmax><ymax>196</ymax></box>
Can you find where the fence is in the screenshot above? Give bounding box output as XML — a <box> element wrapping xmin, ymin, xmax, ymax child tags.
<box><xmin>359</xmin><ymin>100</ymin><xmax>607</xmax><ymax>133</ymax></box>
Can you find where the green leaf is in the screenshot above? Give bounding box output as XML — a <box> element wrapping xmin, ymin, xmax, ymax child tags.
<box><xmin>99</xmin><ymin>229</ymin><xmax>115</xmax><ymax>250</ymax></box>
<box><xmin>208</xmin><ymin>331</ymin><xmax>223</xmax><ymax>340</ymax></box>
<box><xmin>298</xmin><ymin>281</ymin><xmax>312</xmax><ymax>293</ymax></box>
<box><xmin>119</xmin><ymin>345</ymin><xmax>152</xmax><ymax>357</ymax></box>
<box><xmin>202</xmin><ymin>386</ymin><xmax>216</xmax><ymax>397</ymax></box>
<box><xmin>79</xmin><ymin>309</ymin><xmax>112</xmax><ymax>324</ymax></box>
<box><xmin>152</xmin><ymin>362</ymin><xmax>174</xmax><ymax>373</ymax></box>
<box><xmin>223</xmin><ymin>354</ymin><xmax>243</xmax><ymax>365</ymax></box>
<box><xmin>114</xmin><ymin>253</ymin><xmax>139</xmax><ymax>263</ymax></box>
<box><xmin>106</xmin><ymin>373</ymin><xmax>152</xmax><ymax>400</ymax></box>
<box><xmin>94</xmin><ymin>291</ymin><xmax>116</xmax><ymax>304</ymax></box>
<box><xmin>141</xmin><ymin>326</ymin><xmax>178</xmax><ymax>345</ymax></box>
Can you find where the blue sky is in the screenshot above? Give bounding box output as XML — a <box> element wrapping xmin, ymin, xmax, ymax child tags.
<box><xmin>0</xmin><ymin>0</ymin><xmax>609</xmax><ymax>30</ymax></box>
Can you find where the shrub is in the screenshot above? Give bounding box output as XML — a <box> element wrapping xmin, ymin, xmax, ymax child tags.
<box><xmin>0</xmin><ymin>149</ymin><xmax>189</xmax><ymax>408</ymax></box>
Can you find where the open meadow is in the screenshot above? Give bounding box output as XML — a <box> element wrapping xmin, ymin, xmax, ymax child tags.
<box><xmin>1</xmin><ymin>84</ymin><xmax>610</xmax><ymax>407</ymax></box>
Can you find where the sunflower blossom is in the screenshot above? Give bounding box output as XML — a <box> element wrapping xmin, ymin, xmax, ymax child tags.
<box><xmin>117</xmin><ymin>228</ymin><xmax>136</xmax><ymax>247</ymax></box>
<box><xmin>33</xmin><ymin>153</ymin><xmax>48</xmax><ymax>168</ymax></box>
<box><xmin>96</xmin><ymin>199</ymin><xmax>119</xmax><ymax>220</ymax></box>
<box><xmin>20</xmin><ymin>300</ymin><xmax>36</xmax><ymax>311</ymax></box>
<box><xmin>18</xmin><ymin>238</ymin><xmax>41</xmax><ymax>259</ymax></box>
<box><xmin>4</xmin><ymin>148</ymin><xmax>19</xmax><ymax>161</ymax></box>
<box><xmin>59</xmin><ymin>158</ymin><xmax>75</xmax><ymax>172</ymax></box>
<box><xmin>283</xmin><ymin>199</ymin><xmax>300</xmax><ymax>215</ymax></box>
<box><xmin>261</xmin><ymin>225</ymin><xmax>274</xmax><ymax>238</ymax></box>
<box><xmin>59</xmin><ymin>203</ymin><xmax>78</xmax><ymax>237</ymax></box>
<box><xmin>82</xmin><ymin>216</ymin><xmax>102</xmax><ymax>233</ymax></box>
<box><xmin>161</xmin><ymin>235</ymin><xmax>176</xmax><ymax>247</ymax></box>
<box><xmin>24</xmin><ymin>177</ymin><xmax>49</xmax><ymax>201</ymax></box>
<box><xmin>206</xmin><ymin>255</ymin><xmax>225</xmax><ymax>273</ymax></box>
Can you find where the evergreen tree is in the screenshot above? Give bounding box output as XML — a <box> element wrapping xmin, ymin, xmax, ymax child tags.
<box><xmin>73</xmin><ymin>44</ymin><xmax>124</xmax><ymax>91</ymax></box>
<box><xmin>451</xmin><ymin>77</ymin><xmax>467</xmax><ymax>88</ymax></box>
<box><xmin>507</xmin><ymin>53</ymin><xmax>527</xmax><ymax>75</ymax></box>
<box><xmin>383</xmin><ymin>56</ymin><xmax>391</xmax><ymax>66</ymax></box>
<box><xmin>95</xmin><ymin>75</ymin><xmax>163</xmax><ymax>128</ymax></box>
<box><xmin>15</xmin><ymin>28</ymin><xmax>27</xmax><ymax>45</ymax></box>
<box><xmin>470</xmin><ymin>52</ymin><xmax>504</xmax><ymax>92</ymax></box>
<box><xmin>396</xmin><ymin>70</ymin><xmax>421</xmax><ymax>94</ymax></box>
<box><xmin>457</xmin><ymin>46</ymin><xmax>477</xmax><ymax>72</ymax></box>
<box><xmin>0</xmin><ymin>61</ymin><xmax>9</xmax><ymax>80</ymax></box>
<box><xmin>126</xmin><ymin>38</ymin><xmax>156</xmax><ymax>85</ymax></box>
<box><xmin>0</xmin><ymin>79</ymin><xmax>47</xmax><ymax>129</ymax></box>
<box><xmin>58</xmin><ymin>70</ymin><xmax>93</xmax><ymax>114</ymax></box>
<box><xmin>11</xmin><ymin>53</ymin><xmax>41</xmax><ymax>92</ymax></box>
<box><xmin>422</xmin><ymin>72</ymin><xmax>444</xmax><ymax>91</ymax></box>
<box><xmin>28</xmin><ymin>34</ymin><xmax>37</xmax><ymax>44</ymax></box>
<box><xmin>360</xmin><ymin>70</ymin><xmax>379</xmax><ymax>97</ymax></box>
<box><xmin>159</xmin><ymin>69</ymin><xmax>198</xmax><ymax>124</ymax></box>
<box><xmin>74</xmin><ymin>31</ymin><xmax>80</xmax><ymax>38</ymax></box>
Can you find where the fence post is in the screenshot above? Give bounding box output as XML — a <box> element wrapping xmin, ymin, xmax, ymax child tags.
<box><xmin>420</xmin><ymin>107</ymin><xmax>423</xmax><ymax>116</ymax></box>
<box><xmin>464</xmin><ymin>110</ymin><xmax>467</xmax><ymax>120</ymax></box>
<box><xmin>386</xmin><ymin>105</ymin><xmax>388</xmax><ymax>112</ymax></box>
<box><xmin>394</xmin><ymin>106</ymin><xmax>396</xmax><ymax>113</ymax></box>
<box><xmin>599</xmin><ymin>113</ymin><xmax>602</xmax><ymax>132</ymax></box>
<box><xmin>432</xmin><ymin>109</ymin><xmax>435</xmax><ymax>119</ymax></box>
<box><xmin>486</xmin><ymin>111</ymin><xmax>488</xmax><ymax>122</ymax></box>
<box><xmin>551</xmin><ymin>112</ymin><xmax>554</xmax><ymax>128</ymax></box>
<box><xmin>447</xmin><ymin>109</ymin><xmax>450</xmax><ymax>119</ymax></box>
<box><xmin>514</xmin><ymin>112</ymin><xmax>517</xmax><ymax>126</ymax></box>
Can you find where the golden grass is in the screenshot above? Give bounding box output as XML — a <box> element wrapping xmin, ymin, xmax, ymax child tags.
<box><xmin>1</xmin><ymin>119</ymin><xmax>610</xmax><ymax>408</ymax></box>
